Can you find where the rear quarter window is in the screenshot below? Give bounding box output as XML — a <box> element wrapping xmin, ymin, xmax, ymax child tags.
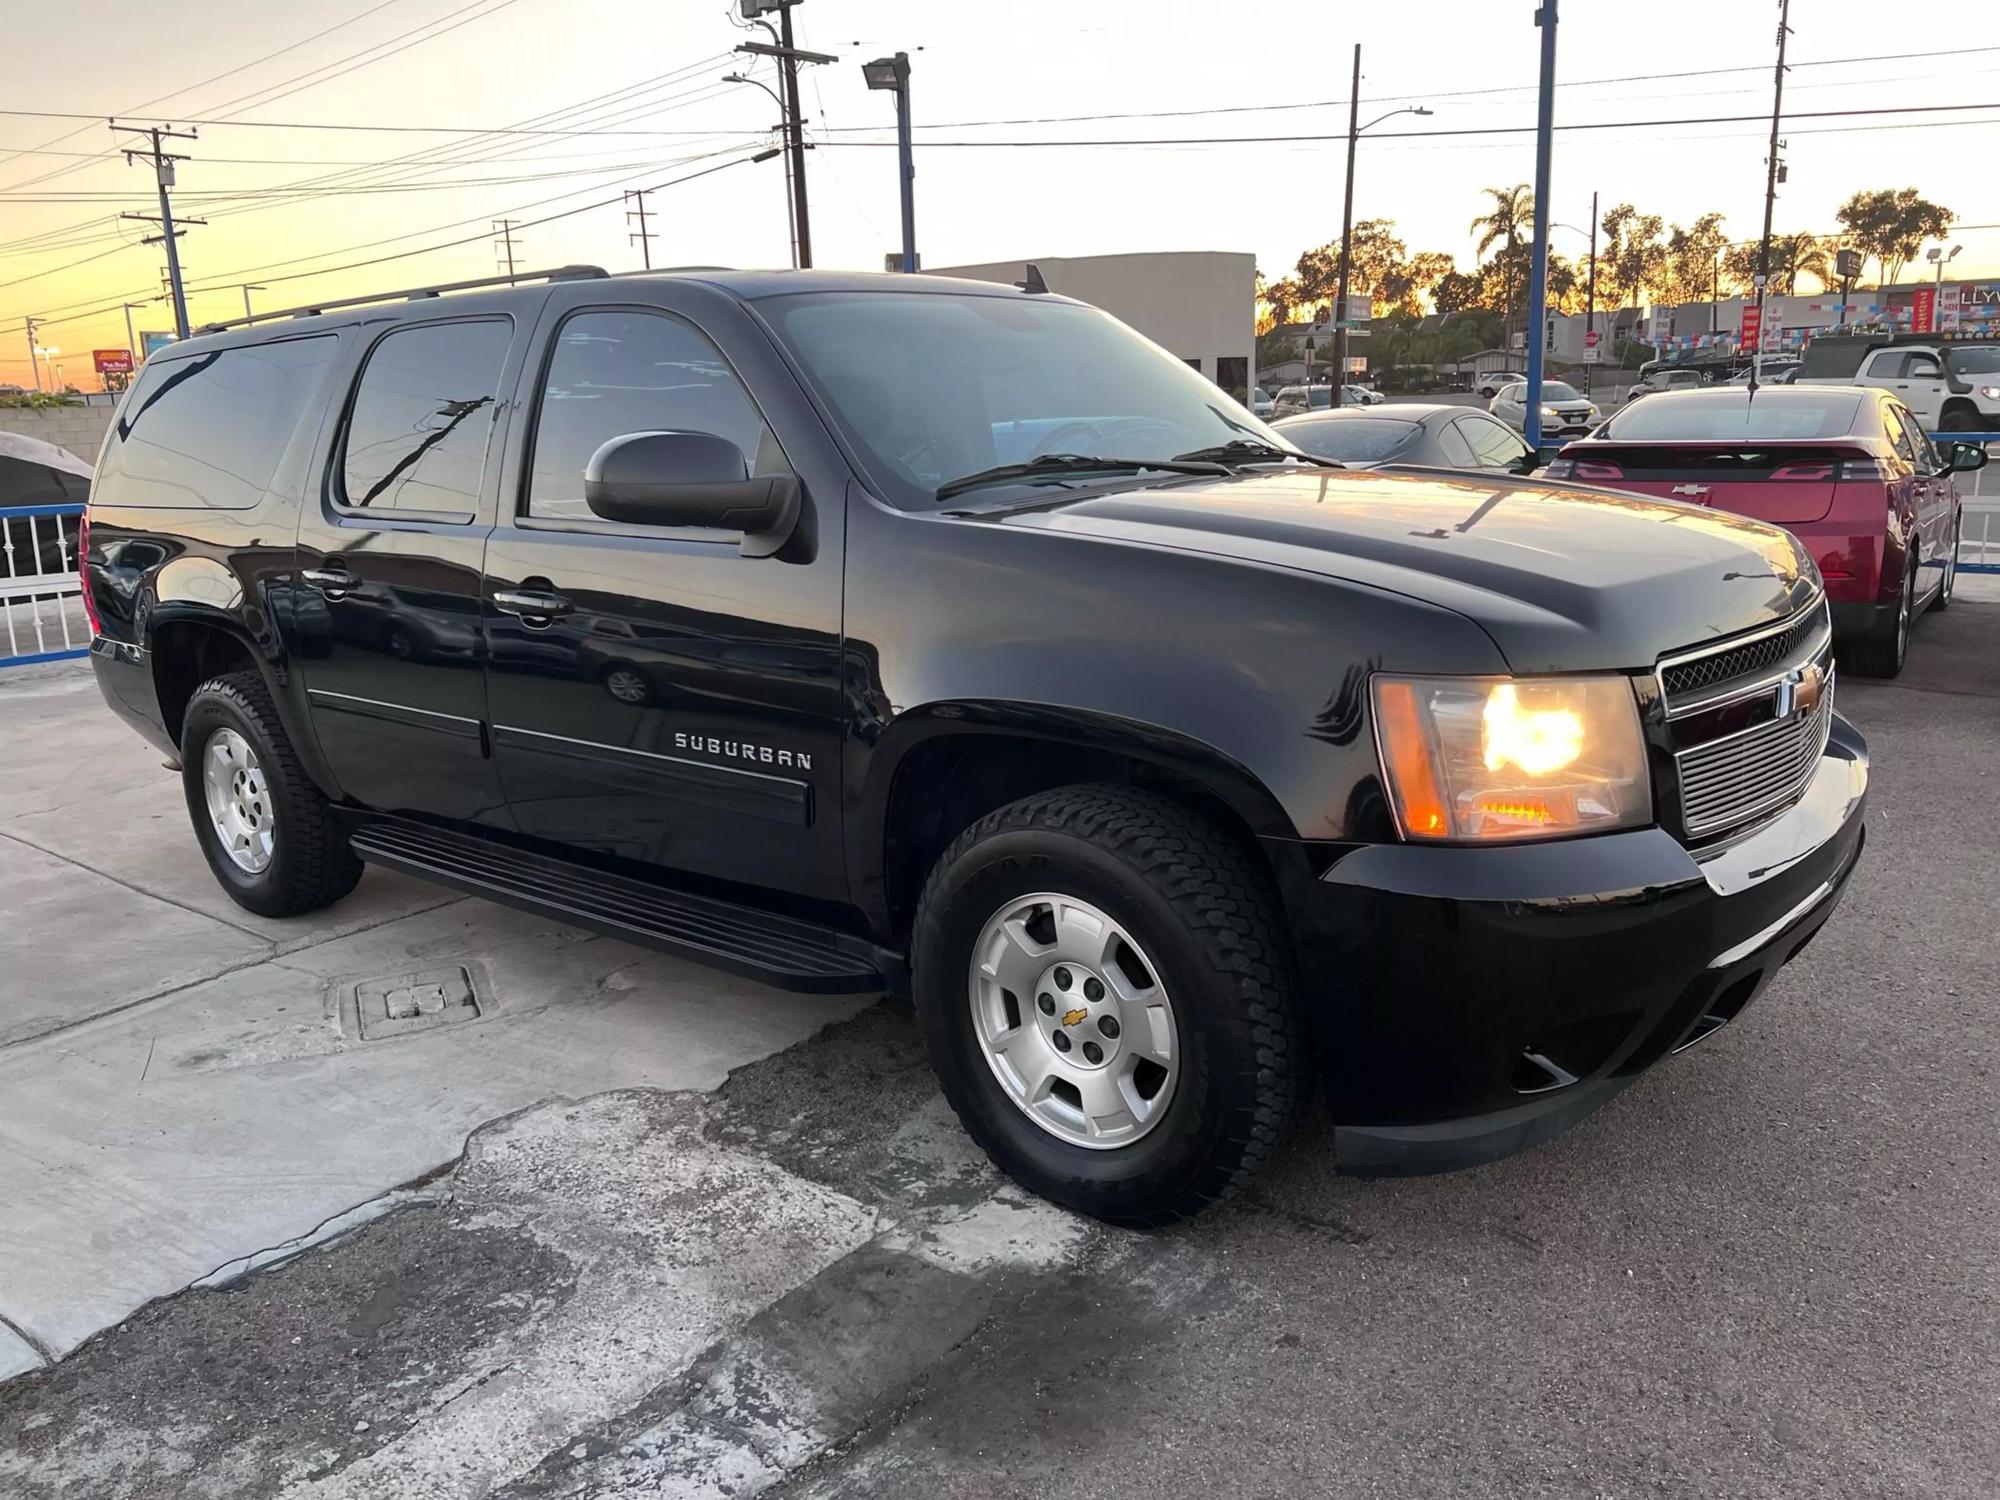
<box><xmin>92</xmin><ymin>335</ymin><xmax>338</xmax><ymax>510</ymax></box>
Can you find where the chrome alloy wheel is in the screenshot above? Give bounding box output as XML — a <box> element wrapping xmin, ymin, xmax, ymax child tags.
<box><xmin>201</xmin><ymin>727</ymin><xmax>275</xmax><ymax>874</ymax></box>
<box><xmin>967</xmin><ymin>892</ymin><xmax>1179</xmax><ymax>1149</ymax></box>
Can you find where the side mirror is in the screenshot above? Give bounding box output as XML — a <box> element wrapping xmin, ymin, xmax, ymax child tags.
<box><xmin>584</xmin><ymin>430</ymin><xmax>801</xmax><ymax>558</ymax></box>
<box><xmin>1515</xmin><ymin>444</ymin><xmax>1561</xmax><ymax>475</ymax></box>
<box><xmin>1940</xmin><ymin>440</ymin><xmax>1990</xmax><ymax>475</ymax></box>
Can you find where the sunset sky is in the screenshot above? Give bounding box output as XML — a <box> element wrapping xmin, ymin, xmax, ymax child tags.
<box><xmin>2</xmin><ymin>0</ymin><xmax>1995</xmax><ymax>389</ymax></box>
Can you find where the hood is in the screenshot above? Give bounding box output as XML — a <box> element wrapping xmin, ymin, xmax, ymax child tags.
<box><xmin>1001</xmin><ymin>468</ymin><xmax>1819</xmax><ymax>675</ymax></box>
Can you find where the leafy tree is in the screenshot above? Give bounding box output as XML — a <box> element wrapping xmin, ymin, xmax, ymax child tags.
<box><xmin>1470</xmin><ymin>183</ymin><xmax>1534</xmax><ymax>328</ymax></box>
<box><xmin>1598</xmin><ymin>203</ymin><xmax>1666</xmax><ymax>308</ymax></box>
<box><xmin>1256</xmin><ymin>329</ymin><xmax>1300</xmax><ymax>369</ymax></box>
<box><xmin>1378</xmin><ymin>250</ymin><xmax>1458</xmax><ymax>319</ymax></box>
<box><xmin>1657</xmin><ymin>212</ymin><xmax>1730</xmax><ymax>306</ymax></box>
<box><xmin>1432</xmin><ymin>269</ymin><xmax>1483</xmax><ymax>315</ymax></box>
<box><xmin>1719</xmin><ymin>232</ymin><xmax>1836</xmax><ymax>296</ymax></box>
<box><xmin>1835</xmin><ymin>188</ymin><xmax>1954</xmax><ymax>287</ymax></box>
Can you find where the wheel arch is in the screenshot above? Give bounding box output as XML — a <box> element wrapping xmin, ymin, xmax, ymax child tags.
<box><xmin>854</xmin><ymin>702</ymin><xmax>1298</xmax><ymax>947</ymax></box>
<box><xmin>146</xmin><ymin>605</ymin><xmax>338</xmax><ymax>796</ymax></box>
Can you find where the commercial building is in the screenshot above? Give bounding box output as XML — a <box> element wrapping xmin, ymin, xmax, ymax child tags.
<box><xmin>922</xmin><ymin>251</ymin><xmax>1258</xmax><ymax>396</ymax></box>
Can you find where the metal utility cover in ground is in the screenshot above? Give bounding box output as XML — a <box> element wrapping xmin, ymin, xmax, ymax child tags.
<box><xmin>347</xmin><ymin>964</ymin><xmax>481</xmax><ymax>1040</ymax></box>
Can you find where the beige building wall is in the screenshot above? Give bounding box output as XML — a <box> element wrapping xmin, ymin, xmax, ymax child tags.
<box><xmin>922</xmin><ymin>251</ymin><xmax>1257</xmax><ymax>392</ymax></box>
<box><xmin>0</xmin><ymin>405</ymin><xmax>115</xmax><ymax>467</ymax></box>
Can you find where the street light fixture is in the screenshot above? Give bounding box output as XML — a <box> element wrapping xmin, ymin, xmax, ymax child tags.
<box><xmin>1331</xmin><ymin>49</ymin><xmax>1430</xmax><ymax>387</ymax></box>
<box><xmin>1927</xmin><ymin>243</ymin><xmax>1963</xmax><ymax>329</ymax></box>
<box><xmin>863</xmin><ymin>51</ymin><xmax>917</xmax><ymax>273</ymax></box>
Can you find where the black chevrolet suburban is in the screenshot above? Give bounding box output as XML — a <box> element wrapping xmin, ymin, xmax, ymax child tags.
<box><xmin>83</xmin><ymin>266</ymin><xmax>1867</xmax><ymax>1223</ymax></box>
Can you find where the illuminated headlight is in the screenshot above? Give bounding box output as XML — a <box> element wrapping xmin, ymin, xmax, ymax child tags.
<box><xmin>1372</xmin><ymin>675</ymin><xmax>1651</xmax><ymax>842</ymax></box>
<box><xmin>1980</xmin><ymin>385</ymin><xmax>2000</xmax><ymax>400</ymax></box>
<box><xmin>1540</xmin><ymin>405</ymin><xmax>1562</xmax><ymax>418</ymax></box>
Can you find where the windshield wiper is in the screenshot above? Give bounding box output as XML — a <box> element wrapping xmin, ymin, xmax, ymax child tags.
<box><xmin>1171</xmin><ymin>439</ymin><xmax>1343</xmax><ymax>469</ymax></box>
<box><xmin>933</xmin><ymin>452</ymin><xmax>1229</xmax><ymax>502</ymax></box>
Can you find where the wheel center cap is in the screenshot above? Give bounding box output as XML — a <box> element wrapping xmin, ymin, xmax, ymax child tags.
<box><xmin>1035</xmin><ymin>962</ymin><xmax>1120</xmax><ymax>1070</ymax></box>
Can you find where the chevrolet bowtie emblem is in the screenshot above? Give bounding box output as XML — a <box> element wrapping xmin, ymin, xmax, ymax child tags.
<box><xmin>1062</xmin><ymin>1008</ymin><xmax>1089</xmax><ymax>1028</ymax></box>
<box><xmin>1774</xmin><ymin>661</ymin><xmax>1826</xmax><ymax>719</ymax></box>
<box><xmin>1671</xmin><ymin>483</ymin><xmax>1710</xmax><ymax>496</ymax></box>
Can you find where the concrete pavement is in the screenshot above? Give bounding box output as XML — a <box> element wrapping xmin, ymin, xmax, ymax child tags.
<box><xmin>4</xmin><ymin>598</ymin><xmax>1998</xmax><ymax>1496</ymax></box>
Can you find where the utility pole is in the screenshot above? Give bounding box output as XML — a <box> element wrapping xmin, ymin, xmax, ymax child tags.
<box><xmin>122</xmin><ymin>303</ymin><xmax>142</xmax><ymax>361</ymax></box>
<box><xmin>1332</xmin><ymin>44</ymin><xmax>1362</xmax><ymax>391</ymax></box>
<box><xmin>736</xmin><ymin>2</ymin><xmax>835</xmax><ymax>269</ymax></box>
<box><xmin>113</xmin><ymin>124</ymin><xmax>199</xmax><ymax>339</ymax></box>
<box><xmin>1523</xmin><ymin>2</ymin><xmax>1559</xmax><ymax>451</ymax></box>
<box><xmin>24</xmin><ymin>316</ymin><xmax>44</xmax><ymax>392</ymax></box>
<box><xmin>625</xmin><ymin>189</ymin><xmax>656</xmax><ymax>270</ymax></box>
<box><xmin>1752</xmin><ymin>0</ymin><xmax>1792</xmax><ymax>390</ymax></box>
<box><xmin>493</xmin><ymin>219</ymin><xmax>521</xmax><ymax>282</ymax></box>
<box><xmin>1585</xmin><ymin>188</ymin><xmax>1597</xmax><ymax>339</ymax></box>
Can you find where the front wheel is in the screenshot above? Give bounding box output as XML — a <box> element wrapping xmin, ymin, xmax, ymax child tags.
<box><xmin>181</xmin><ymin>672</ymin><xmax>363</xmax><ymax>917</ymax></box>
<box><xmin>911</xmin><ymin>785</ymin><xmax>1307</xmax><ymax>1225</ymax></box>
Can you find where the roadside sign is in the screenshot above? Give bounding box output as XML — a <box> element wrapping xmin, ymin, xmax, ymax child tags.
<box><xmin>1912</xmin><ymin>286</ymin><xmax>1937</xmax><ymax>334</ymax></box>
<box><xmin>1583</xmin><ymin>329</ymin><xmax>1600</xmax><ymax>349</ymax></box>
<box><xmin>1580</xmin><ymin>347</ymin><xmax>1601</xmax><ymax>364</ymax></box>
<box><xmin>92</xmin><ymin>348</ymin><xmax>134</xmax><ymax>375</ymax></box>
<box><xmin>1739</xmin><ymin>304</ymin><xmax>1763</xmax><ymax>350</ymax></box>
<box><xmin>139</xmin><ymin>330</ymin><xmax>177</xmax><ymax>360</ymax></box>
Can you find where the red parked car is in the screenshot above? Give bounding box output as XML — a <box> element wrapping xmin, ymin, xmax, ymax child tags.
<box><xmin>1548</xmin><ymin>386</ymin><xmax>1986</xmax><ymax>677</ymax></box>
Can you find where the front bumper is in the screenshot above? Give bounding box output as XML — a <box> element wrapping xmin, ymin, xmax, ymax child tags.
<box><xmin>1292</xmin><ymin>713</ymin><xmax>1867</xmax><ymax>1175</ymax></box>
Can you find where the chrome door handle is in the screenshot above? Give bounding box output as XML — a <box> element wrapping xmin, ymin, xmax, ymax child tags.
<box><xmin>493</xmin><ymin>589</ymin><xmax>573</xmax><ymax>622</ymax></box>
<box><xmin>301</xmin><ymin>567</ymin><xmax>356</xmax><ymax>597</ymax></box>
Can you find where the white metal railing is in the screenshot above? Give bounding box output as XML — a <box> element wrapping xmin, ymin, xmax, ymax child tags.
<box><xmin>0</xmin><ymin>503</ymin><xmax>89</xmax><ymax>667</ymax></box>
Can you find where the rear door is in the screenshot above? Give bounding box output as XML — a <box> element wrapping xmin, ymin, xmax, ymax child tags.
<box><xmin>293</xmin><ymin>304</ymin><xmax>540</xmax><ymax>825</ymax></box>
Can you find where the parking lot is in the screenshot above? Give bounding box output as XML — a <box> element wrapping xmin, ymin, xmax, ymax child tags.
<box><xmin>0</xmin><ymin>595</ymin><xmax>1992</xmax><ymax>1499</ymax></box>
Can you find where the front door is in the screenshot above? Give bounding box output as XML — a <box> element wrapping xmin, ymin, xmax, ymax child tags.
<box><xmin>480</xmin><ymin>288</ymin><xmax>847</xmax><ymax>902</ymax></box>
<box><xmin>293</xmin><ymin>306</ymin><xmax>536</xmax><ymax>824</ymax></box>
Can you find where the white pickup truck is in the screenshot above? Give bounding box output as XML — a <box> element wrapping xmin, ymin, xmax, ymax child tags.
<box><xmin>1795</xmin><ymin>336</ymin><xmax>2000</xmax><ymax>432</ymax></box>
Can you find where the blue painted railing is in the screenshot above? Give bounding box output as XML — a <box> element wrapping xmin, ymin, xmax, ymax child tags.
<box><xmin>0</xmin><ymin>501</ymin><xmax>90</xmax><ymax>667</ymax></box>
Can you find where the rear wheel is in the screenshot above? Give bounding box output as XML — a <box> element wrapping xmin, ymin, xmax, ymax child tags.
<box><xmin>181</xmin><ymin>672</ymin><xmax>363</xmax><ymax>917</ymax></box>
<box><xmin>1939</xmin><ymin>406</ymin><xmax>1981</xmax><ymax>433</ymax></box>
<box><xmin>911</xmin><ymin>785</ymin><xmax>1307</xmax><ymax>1226</ymax></box>
<box><xmin>1844</xmin><ymin>564</ymin><xmax>1916</xmax><ymax>679</ymax></box>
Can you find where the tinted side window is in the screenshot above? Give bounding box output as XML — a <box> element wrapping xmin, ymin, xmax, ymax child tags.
<box><xmin>339</xmin><ymin>319</ymin><xmax>511</xmax><ymax>517</ymax></box>
<box><xmin>1455</xmin><ymin>416</ymin><xmax>1530</xmax><ymax>469</ymax></box>
<box><xmin>1904</xmin><ymin>353</ymin><xmax>1942</xmax><ymax>379</ymax></box>
<box><xmin>1862</xmin><ymin>350</ymin><xmax>1904</xmax><ymax>380</ymax></box>
<box><xmin>524</xmin><ymin>309</ymin><xmax>786</xmax><ymax>522</ymax></box>
<box><xmin>94</xmin><ymin>336</ymin><xmax>337</xmax><ymax>510</ymax></box>
<box><xmin>1880</xmin><ymin>404</ymin><xmax>1919</xmax><ymax>470</ymax></box>
<box><xmin>1896</xmin><ymin>405</ymin><xmax>1936</xmax><ymax>469</ymax></box>
<box><xmin>1435</xmin><ymin>420</ymin><xmax>1476</xmax><ymax>467</ymax></box>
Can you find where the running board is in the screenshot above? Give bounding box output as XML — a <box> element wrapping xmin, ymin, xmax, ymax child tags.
<box><xmin>348</xmin><ymin>819</ymin><xmax>890</xmax><ymax>995</ymax></box>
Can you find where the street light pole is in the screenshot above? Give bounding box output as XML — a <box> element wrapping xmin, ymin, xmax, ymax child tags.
<box><xmin>863</xmin><ymin>53</ymin><xmax>916</xmax><ymax>272</ymax></box>
<box><xmin>726</xmin><ymin>71</ymin><xmax>799</xmax><ymax>268</ymax></box>
<box><xmin>241</xmin><ymin>284</ymin><xmax>265</xmax><ymax>324</ymax></box>
<box><xmin>1523</xmin><ymin>1</ymin><xmax>1560</xmax><ymax>451</ymax></box>
<box><xmin>1332</xmin><ymin>45</ymin><xmax>1362</xmax><ymax>389</ymax></box>
<box><xmin>1331</xmin><ymin>48</ymin><xmax>1430</xmax><ymax>395</ymax></box>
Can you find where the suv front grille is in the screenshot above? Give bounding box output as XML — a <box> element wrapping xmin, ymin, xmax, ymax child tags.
<box><xmin>1677</xmin><ymin>686</ymin><xmax>1834</xmax><ymax>838</ymax></box>
<box><xmin>1655</xmin><ymin>597</ymin><xmax>1834</xmax><ymax>841</ymax></box>
<box><xmin>1659</xmin><ymin>602</ymin><xmax>1825</xmax><ymax>703</ymax></box>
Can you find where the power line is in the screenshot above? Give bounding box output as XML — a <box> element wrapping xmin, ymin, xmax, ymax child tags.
<box><xmin>811</xmin><ymin>99</ymin><xmax>2000</xmax><ymax>148</ymax></box>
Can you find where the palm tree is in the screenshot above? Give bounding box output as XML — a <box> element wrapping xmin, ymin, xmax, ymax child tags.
<box><xmin>1772</xmin><ymin>232</ymin><xmax>1832</xmax><ymax>295</ymax></box>
<box><xmin>1470</xmin><ymin>184</ymin><xmax>1534</xmax><ymax>336</ymax></box>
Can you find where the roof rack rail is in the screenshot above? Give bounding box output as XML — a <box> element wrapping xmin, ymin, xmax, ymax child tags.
<box><xmin>193</xmin><ymin>264</ymin><xmax>608</xmax><ymax>334</ymax></box>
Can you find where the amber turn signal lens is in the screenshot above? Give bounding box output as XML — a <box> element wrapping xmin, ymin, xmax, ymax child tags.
<box><xmin>1374</xmin><ymin>679</ymin><xmax>1449</xmax><ymax>838</ymax></box>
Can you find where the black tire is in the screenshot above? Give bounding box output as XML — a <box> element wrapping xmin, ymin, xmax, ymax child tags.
<box><xmin>181</xmin><ymin>672</ymin><xmax>363</xmax><ymax>917</ymax></box>
<box><xmin>911</xmin><ymin>785</ymin><xmax>1307</xmax><ymax>1226</ymax></box>
<box><xmin>1843</xmin><ymin>565</ymin><xmax>1915</xmax><ymax>679</ymax></box>
<box><xmin>1939</xmin><ymin>406</ymin><xmax>1981</xmax><ymax>433</ymax></box>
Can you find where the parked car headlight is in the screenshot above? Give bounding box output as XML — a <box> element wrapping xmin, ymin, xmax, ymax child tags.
<box><xmin>1371</xmin><ymin>675</ymin><xmax>1651</xmax><ymax>842</ymax></box>
<box><xmin>1980</xmin><ymin>385</ymin><xmax>2000</xmax><ymax>400</ymax></box>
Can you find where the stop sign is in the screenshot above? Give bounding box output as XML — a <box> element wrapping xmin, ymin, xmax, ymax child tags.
<box><xmin>1583</xmin><ymin>329</ymin><xmax>1600</xmax><ymax>349</ymax></box>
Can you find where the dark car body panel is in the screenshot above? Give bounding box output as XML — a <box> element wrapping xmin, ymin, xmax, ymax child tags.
<box><xmin>84</xmin><ymin>267</ymin><xmax>1868</xmax><ymax>1176</ymax></box>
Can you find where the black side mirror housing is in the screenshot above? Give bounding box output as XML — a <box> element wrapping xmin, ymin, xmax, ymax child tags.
<box><xmin>1943</xmin><ymin>440</ymin><xmax>1990</xmax><ymax>475</ymax></box>
<box><xmin>1515</xmin><ymin>444</ymin><xmax>1561</xmax><ymax>475</ymax></box>
<box><xmin>584</xmin><ymin>430</ymin><xmax>801</xmax><ymax>557</ymax></box>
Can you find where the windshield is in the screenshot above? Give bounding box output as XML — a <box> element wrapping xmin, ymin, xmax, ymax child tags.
<box><xmin>1604</xmin><ymin>392</ymin><xmax>1862</xmax><ymax>440</ymax></box>
<box><xmin>1946</xmin><ymin>346</ymin><xmax>2000</xmax><ymax>376</ymax></box>
<box><xmin>1277</xmin><ymin>416</ymin><xmax>1419</xmax><ymax>463</ymax></box>
<box><xmin>1540</xmin><ymin>382</ymin><xmax>1585</xmax><ymax>402</ymax></box>
<box><xmin>760</xmin><ymin>290</ymin><xmax>1284</xmax><ymax>507</ymax></box>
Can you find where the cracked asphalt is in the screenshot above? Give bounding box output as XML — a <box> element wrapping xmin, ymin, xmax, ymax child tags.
<box><xmin>2</xmin><ymin>600</ymin><xmax>1997</xmax><ymax>1498</ymax></box>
